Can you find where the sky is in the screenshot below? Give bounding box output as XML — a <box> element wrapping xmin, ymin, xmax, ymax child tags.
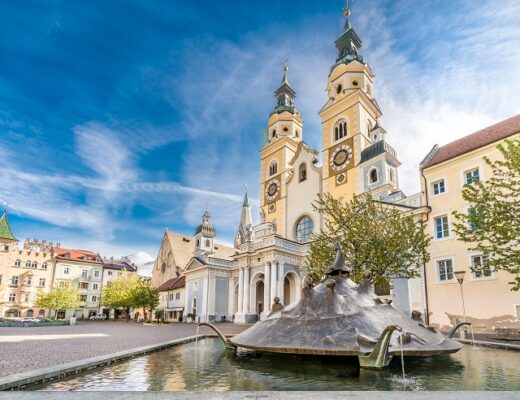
<box><xmin>1</xmin><ymin>0</ymin><xmax>519</xmax><ymax>276</ymax></box>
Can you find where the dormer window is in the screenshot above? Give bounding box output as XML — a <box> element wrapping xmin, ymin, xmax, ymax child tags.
<box><xmin>334</xmin><ymin>120</ymin><xmax>348</xmax><ymax>142</ymax></box>
<box><xmin>299</xmin><ymin>163</ymin><xmax>307</xmax><ymax>182</ymax></box>
<box><xmin>64</xmin><ymin>253</ymin><xmax>70</xmax><ymax>259</ymax></box>
<box><xmin>31</xmin><ymin>261</ymin><xmax>38</xmax><ymax>269</ymax></box>
<box><xmin>269</xmin><ymin>161</ymin><xmax>278</xmax><ymax>176</ymax></box>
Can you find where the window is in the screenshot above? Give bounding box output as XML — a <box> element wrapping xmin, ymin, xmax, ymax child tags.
<box><xmin>465</xmin><ymin>168</ymin><xmax>480</xmax><ymax>184</ymax></box>
<box><xmin>14</xmin><ymin>259</ymin><xmax>21</xmax><ymax>267</ymax></box>
<box><xmin>196</xmin><ymin>239</ymin><xmax>200</xmax><ymax>248</ymax></box>
<box><xmin>23</xmin><ymin>293</ymin><xmax>29</xmax><ymax>302</ymax></box>
<box><xmin>334</xmin><ymin>120</ymin><xmax>348</xmax><ymax>142</ymax></box>
<box><xmin>92</xmin><ymin>283</ymin><xmax>98</xmax><ymax>290</ymax></box>
<box><xmin>205</xmin><ymin>239</ymin><xmax>210</xmax><ymax>247</ymax></box>
<box><xmin>94</xmin><ymin>270</ymin><xmax>100</xmax><ymax>278</ymax></box>
<box><xmin>9</xmin><ymin>293</ymin><xmax>15</xmax><ymax>302</ymax></box>
<box><xmin>193</xmin><ymin>281</ymin><xmax>198</xmax><ymax>290</ymax></box>
<box><xmin>41</xmin><ymin>262</ymin><xmax>48</xmax><ymax>270</ymax></box>
<box><xmin>192</xmin><ymin>298</ymin><xmax>197</xmax><ymax>308</ymax></box>
<box><xmin>39</xmin><ymin>278</ymin><xmax>46</xmax><ymax>287</ymax></box>
<box><xmin>3</xmin><ymin>245</ymin><xmax>8</xmax><ymax>251</ymax></box>
<box><xmin>31</xmin><ymin>261</ymin><xmax>38</xmax><ymax>269</ymax></box>
<box><xmin>169</xmin><ymin>293</ymin><xmax>173</xmax><ymax>301</ymax></box>
<box><xmin>59</xmin><ymin>281</ymin><xmax>68</xmax><ymax>288</ymax></box>
<box><xmin>26</xmin><ymin>310</ymin><xmax>33</xmax><ymax>318</ymax></box>
<box><xmin>0</xmin><ymin>275</ymin><xmax>2</xmax><ymax>284</ymax></box>
<box><xmin>299</xmin><ymin>163</ymin><xmax>307</xmax><ymax>182</ymax></box>
<box><xmin>471</xmin><ymin>255</ymin><xmax>493</xmax><ymax>279</ymax></box>
<box><xmin>25</xmin><ymin>260</ymin><xmax>31</xmax><ymax>268</ymax></box>
<box><xmin>11</xmin><ymin>276</ymin><xmax>18</xmax><ymax>285</ymax></box>
<box><xmin>63</xmin><ymin>267</ymin><xmax>69</xmax><ymax>275</ymax></box>
<box><xmin>389</xmin><ymin>168</ymin><xmax>395</xmax><ymax>183</ymax></box>
<box><xmin>295</xmin><ymin>216</ymin><xmax>314</xmax><ymax>242</ymax></box>
<box><xmin>108</xmin><ymin>271</ymin><xmax>113</xmax><ymax>276</ymax></box>
<box><xmin>176</xmin><ymin>293</ymin><xmax>181</xmax><ymax>300</ymax></box>
<box><xmin>369</xmin><ymin>168</ymin><xmax>378</xmax><ymax>184</ymax></box>
<box><xmin>79</xmin><ymin>282</ymin><xmax>89</xmax><ymax>289</ymax></box>
<box><xmin>25</xmin><ymin>276</ymin><xmax>32</xmax><ymax>286</ymax></box>
<box><xmin>92</xmin><ymin>295</ymin><xmax>97</xmax><ymax>302</ymax></box>
<box><xmin>437</xmin><ymin>259</ymin><xmax>454</xmax><ymax>282</ymax></box>
<box><xmin>468</xmin><ymin>207</ymin><xmax>478</xmax><ymax>232</ymax></box>
<box><xmin>81</xmin><ymin>269</ymin><xmax>88</xmax><ymax>278</ymax></box>
<box><xmin>432</xmin><ymin>179</ymin><xmax>445</xmax><ymax>195</ymax></box>
<box><xmin>269</xmin><ymin>161</ymin><xmax>278</xmax><ymax>176</ymax></box>
<box><xmin>79</xmin><ymin>295</ymin><xmax>87</xmax><ymax>302</ymax></box>
<box><xmin>434</xmin><ymin>215</ymin><xmax>449</xmax><ymax>239</ymax></box>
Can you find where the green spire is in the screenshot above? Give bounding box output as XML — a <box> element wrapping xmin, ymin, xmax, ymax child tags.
<box><xmin>273</xmin><ymin>64</ymin><xmax>296</xmax><ymax>115</ymax></box>
<box><xmin>0</xmin><ymin>210</ymin><xmax>16</xmax><ymax>241</ymax></box>
<box><xmin>334</xmin><ymin>1</ymin><xmax>364</xmax><ymax>65</ymax></box>
<box><xmin>243</xmin><ymin>186</ymin><xmax>249</xmax><ymax>207</ymax></box>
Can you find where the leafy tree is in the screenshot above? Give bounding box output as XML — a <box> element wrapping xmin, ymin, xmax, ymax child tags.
<box><xmin>453</xmin><ymin>139</ymin><xmax>520</xmax><ymax>291</ymax></box>
<box><xmin>305</xmin><ymin>193</ymin><xmax>431</xmax><ymax>286</ymax></box>
<box><xmin>131</xmin><ymin>279</ymin><xmax>160</xmax><ymax>322</ymax></box>
<box><xmin>36</xmin><ymin>286</ymin><xmax>80</xmax><ymax>319</ymax></box>
<box><xmin>102</xmin><ymin>274</ymin><xmax>140</xmax><ymax>320</ymax></box>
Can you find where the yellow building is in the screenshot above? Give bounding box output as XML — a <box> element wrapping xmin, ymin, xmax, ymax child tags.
<box><xmin>0</xmin><ymin>211</ymin><xmax>56</xmax><ymax>319</ymax></box>
<box><xmin>420</xmin><ymin>114</ymin><xmax>520</xmax><ymax>332</ymax></box>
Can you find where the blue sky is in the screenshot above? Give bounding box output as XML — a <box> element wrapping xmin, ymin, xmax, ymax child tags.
<box><xmin>1</xmin><ymin>0</ymin><xmax>519</xmax><ymax>274</ymax></box>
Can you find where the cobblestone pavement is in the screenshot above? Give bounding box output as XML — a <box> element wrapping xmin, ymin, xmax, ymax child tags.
<box><xmin>0</xmin><ymin>321</ymin><xmax>249</xmax><ymax>378</ymax></box>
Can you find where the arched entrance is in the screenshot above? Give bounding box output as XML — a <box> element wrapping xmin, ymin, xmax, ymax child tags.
<box><xmin>283</xmin><ymin>272</ymin><xmax>301</xmax><ymax>306</ymax></box>
<box><xmin>250</xmin><ymin>272</ymin><xmax>265</xmax><ymax>320</ymax></box>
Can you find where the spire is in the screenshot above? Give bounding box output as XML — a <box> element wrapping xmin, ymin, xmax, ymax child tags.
<box><xmin>0</xmin><ymin>210</ymin><xmax>16</xmax><ymax>241</ymax></box>
<box><xmin>335</xmin><ymin>0</ymin><xmax>364</xmax><ymax>65</ymax></box>
<box><xmin>273</xmin><ymin>61</ymin><xmax>297</xmax><ymax>115</ymax></box>
<box><xmin>235</xmin><ymin>187</ymin><xmax>254</xmax><ymax>248</ymax></box>
<box><xmin>243</xmin><ymin>186</ymin><xmax>250</xmax><ymax>207</ymax></box>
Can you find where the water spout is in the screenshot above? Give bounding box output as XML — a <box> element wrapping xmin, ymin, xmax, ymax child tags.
<box><xmin>447</xmin><ymin>322</ymin><xmax>472</xmax><ymax>339</ymax></box>
<box><xmin>198</xmin><ymin>322</ymin><xmax>237</xmax><ymax>350</ymax></box>
<box><xmin>358</xmin><ymin>325</ymin><xmax>402</xmax><ymax>369</ymax></box>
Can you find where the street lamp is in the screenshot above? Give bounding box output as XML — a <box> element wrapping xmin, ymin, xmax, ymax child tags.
<box><xmin>454</xmin><ymin>270</ymin><xmax>467</xmax><ymax>323</ymax></box>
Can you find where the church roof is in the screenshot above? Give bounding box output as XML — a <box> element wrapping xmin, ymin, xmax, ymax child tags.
<box><xmin>156</xmin><ymin>275</ymin><xmax>185</xmax><ymax>292</ymax></box>
<box><xmin>359</xmin><ymin>140</ymin><xmax>398</xmax><ymax>164</ymax></box>
<box><xmin>0</xmin><ymin>211</ymin><xmax>16</xmax><ymax>241</ymax></box>
<box><xmin>421</xmin><ymin>114</ymin><xmax>520</xmax><ymax>169</ymax></box>
<box><xmin>165</xmin><ymin>231</ymin><xmax>196</xmax><ymax>270</ymax></box>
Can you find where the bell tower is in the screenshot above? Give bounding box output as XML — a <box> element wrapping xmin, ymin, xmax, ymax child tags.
<box><xmin>320</xmin><ymin>1</ymin><xmax>382</xmax><ymax>201</ymax></box>
<box><xmin>194</xmin><ymin>208</ymin><xmax>216</xmax><ymax>257</ymax></box>
<box><xmin>260</xmin><ymin>65</ymin><xmax>303</xmax><ymax>236</ymax></box>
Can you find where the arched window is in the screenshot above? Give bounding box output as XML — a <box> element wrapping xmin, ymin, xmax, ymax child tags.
<box><xmin>41</xmin><ymin>262</ymin><xmax>48</xmax><ymax>270</ymax></box>
<box><xmin>14</xmin><ymin>259</ymin><xmax>21</xmax><ymax>267</ymax></box>
<box><xmin>32</xmin><ymin>261</ymin><xmax>38</xmax><ymax>269</ymax></box>
<box><xmin>26</xmin><ymin>310</ymin><xmax>33</xmax><ymax>318</ymax></box>
<box><xmin>269</xmin><ymin>161</ymin><xmax>278</xmax><ymax>176</ymax></box>
<box><xmin>25</xmin><ymin>260</ymin><xmax>31</xmax><ymax>268</ymax></box>
<box><xmin>205</xmin><ymin>239</ymin><xmax>210</xmax><ymax>247</ymax></box>
<box><xmin>192</xmin><ymin>298</ymin><xmax>197</xmax><ymax>308</ymax></box>
<box><xmin>334</xmin><ymin>120</ymin><xmax>348</xmax><ymax>142</ymax></box>
<box><xmin>196</xmin><ymin>239</ymin><xmax>200</xmax><ymax>248</ymax></box>
<box><xmin>295</xmin><ymin>216</ymin><xmax>314</xmax><ymax>242</ymax></box>
<box><xmin>369</xmin><ymin>168</ymin><xmax>378</xmax><ymax>184</ymax></box>
<box><xmin>299</xmin><ymin>163</ymin><xmax>307</xmax><ymax>182</ymax></box>
<box><xmin>389</xmin><ymin>168</ymin><xmax>395</xmax><ymax>182</ymax></box>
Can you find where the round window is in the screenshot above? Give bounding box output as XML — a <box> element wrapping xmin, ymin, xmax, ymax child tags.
<box><xmin>295</xmin><ymin>216</ymin><xmax>314</xmax><ymax>242</ymax></box>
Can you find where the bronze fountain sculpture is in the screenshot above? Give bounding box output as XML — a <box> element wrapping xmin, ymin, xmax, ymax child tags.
<box><xmin>201</xmin><ymin>245</ymin><xmax>464</xmax><ymax>369</ymax></box>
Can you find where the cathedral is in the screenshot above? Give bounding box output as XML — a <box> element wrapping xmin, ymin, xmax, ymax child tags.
<box><xmin>152</xmin><ymin>8</ymin><xmax>425</xmax><ymax>324</ymax></box>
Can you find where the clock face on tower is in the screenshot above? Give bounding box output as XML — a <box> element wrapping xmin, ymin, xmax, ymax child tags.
<box><xmin>329</xmin><ymin>144</ymin><xmax>353</xmax><ymax>172</ymax></box>
<box><xmin>265</xmin><ymin>179</ymin><xmax>280</xmax><ymax>202</ymax></box>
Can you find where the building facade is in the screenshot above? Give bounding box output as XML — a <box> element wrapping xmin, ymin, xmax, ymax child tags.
<box><xmin>153</xmin><ymin>10</ymin><xmax>426</xmax><ymax>324</ymax></box>
<box><xmin>0</xmin><ymin>212</ymin><xmax>56</xmax><ymax>319</ymax></box>
<box><xmin>157</xmin><ymin>275</ymin><xmax>185</xmax><ymax>322</ymax></box>
<box><xmin>100</xmin><ymin>257</ymin><xmax>138</xmax><ymax>319</ymax></box>
<box><xmin>52</xmin><ymin>248</ymin><xmax>103</xmax><ymax>319</ymax></box>
<box><xmin>420</xmin><ymin>115</ymin><xmax>520</xmax><ymax>332</ymax></box>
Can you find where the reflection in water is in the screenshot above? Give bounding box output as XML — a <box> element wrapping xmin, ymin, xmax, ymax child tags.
<box><xmin>32</xmin><ymin>338</ymin><xmax>520</xmax><ymax>391</ymax></box>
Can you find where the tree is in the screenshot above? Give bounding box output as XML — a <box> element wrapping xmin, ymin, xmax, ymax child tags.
<box><xmin>131</xmin><ymin>279</ymin><xmax>159</xmax><ymax>322</ymax></box>
<box><xmin>102</xmin><ymin>274</ymin><xmax>140</xmax><ymax>320</ymax></box>
<box><xmin>453</xmin><ymin>139</ymin><xmax>520</xmax><ymax>291</ymax></box>
<box><xmin>36</xmin><ymin>286</ymin><xmax>80</xmax><ymax>319</ymax></box>
<box><xmin>305</xmin><ymin>193</ymin><xmax>431</xmax><ymax>286</ymax></box>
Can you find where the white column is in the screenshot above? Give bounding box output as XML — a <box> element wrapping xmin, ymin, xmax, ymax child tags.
<box><xmin>237</xmin><ymin>268</ymin><xmax>244</xmax><ymax>313</ymax></box>
<box><xmin>264</xmin><ymin>263</ymin><xmax>271</xmax><ymax>313</ymax></box>
<box><xmin>277</xmin><ymin>262</ymin><xmax>284</xmax><ymax>305</ymax></box>
<box><xmin>243</xmin><ymin>268</ymin><xmax>250</xmax><ymax>314</ymax></box>
<box><xmin>270</xmin><ymin>262</ymin><xmax>277</xmax><ymax>303</ymax></box>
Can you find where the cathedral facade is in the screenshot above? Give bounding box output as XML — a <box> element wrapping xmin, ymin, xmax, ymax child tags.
<box><xmin>152</xmin><ymin>11</ymin><xmax>427</xmax><ymax>324</ymax></box>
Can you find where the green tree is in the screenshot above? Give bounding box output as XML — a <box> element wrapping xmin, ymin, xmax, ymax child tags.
<box><xmin>453</xmin><ymin>139</ymin><xmax>520</xmax><ymax>291</ymax></box>
<box><xmin>102</xmin><ymin>274</ymin><xmax>140</xmax><ymax>320</ymax></box>
<box><xmin>305</xmin><ymin>193</ymin><xmax>431</xmax><ymax>286</ymax></box>
<box><xmin>131</xmin><ymin>279</ymin><xmax>160</xmax><ymax>322</ymax></box>
<box><xmin>36</xmin><ymin>286</ymin><xmax>80</xmax><ymax>319</ymax></box>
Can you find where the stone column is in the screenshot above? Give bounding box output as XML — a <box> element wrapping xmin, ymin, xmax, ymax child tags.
<box><xmin>263</xmin><ymin>263</ymin><xmax>271</xmax><ymax>313</ymax></box>
<box><xmin>277</xmin><ymin>262</ymin><xmax>284</xmax><ymax>305</ymax></box>
<box><xmin>270</xmin><ymin>262</ymin><xmax>277</xmax><ymax>303</ymax></box>
<box><xmin>243</xmin><ymin>267</ymin><xmax>250</xmax><ymax>314</ymax></box>
<box><xmin>237</xmin><ymin>268</ymin><xmax>244</xmax><ymax>313</ymax></box>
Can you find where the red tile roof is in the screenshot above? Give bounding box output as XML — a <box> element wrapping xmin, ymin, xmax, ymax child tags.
<box><xmin>156</xmin><ymin>275</ymin><xmax>186</xmax><ymax>292</ymax></box>
<box><xmin>421</xmin><ymin>114</ymin><xmax>520</xmax><ymax>169</ymax></box>
<box><xmin>54</xmin><ymin>247</ymin><xmax>102</xmax><ymax>263</ymax></box>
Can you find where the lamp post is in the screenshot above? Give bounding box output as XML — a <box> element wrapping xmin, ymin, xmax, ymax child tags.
<box><xmin>454</xmin><ymin>270</ymin><xmax>467</xmax><ymax>323</ymax></box>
